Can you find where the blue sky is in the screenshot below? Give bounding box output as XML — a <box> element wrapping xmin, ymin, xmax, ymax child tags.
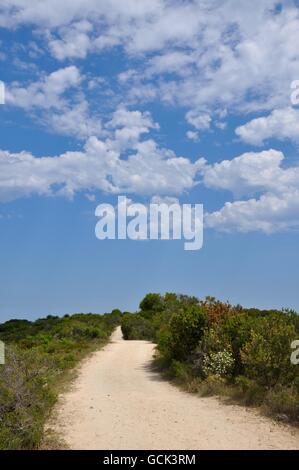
<box><xmin>0</xmin><ymin>1</ymin><xmax>299</xmax><ymax>321</ymax></box>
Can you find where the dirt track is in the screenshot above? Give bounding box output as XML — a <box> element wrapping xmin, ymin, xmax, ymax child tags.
<box><xmin>50</xmin><ymin>327</ymin><xmax>299</xmax><ymax>450</ymax></box>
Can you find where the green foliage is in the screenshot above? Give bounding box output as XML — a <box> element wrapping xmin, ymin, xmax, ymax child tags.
<box><xmin>121</xmin><ymin>313</ymin><xmax>155</xmax><ymax>340</ymax></box>
<box><xmin>0</xmin><ymin>309</ymin><xmax>122</xmax><ymax>449</ymax></box>
<box><xmin>123</xmin><ymin>292</ymin><xmax>299</xmax><ymax>423</ymax></box>
<box><xmin>241</xmin><ymin>314</ymin><xmax>298</xmax><ymax>388</ymax></box>
<box><xmin>139</xmin><ymin>293</ymin><xmax>164</xmax><ymax>319</ymax></box>
<box><xmin>0</xmin><ymin>346</ymin><xmax>56</xmax><ymax>449</ymax></box>
<box><xmin>166</xmin><ymin>305</ymin><xmax>207</xmax><ymax>360</ymax></box>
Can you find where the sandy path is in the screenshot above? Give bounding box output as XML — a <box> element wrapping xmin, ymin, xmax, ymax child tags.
<box><xmin>50</xmin><ymin>327</ymin><xmax>299</xmax><ymax>450</ymax></box>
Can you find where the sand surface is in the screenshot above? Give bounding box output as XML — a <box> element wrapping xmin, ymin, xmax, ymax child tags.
<box><xmin>50</xmin><ymin>327</ymin><xmax>299</xmax><ymax>449</ymax></box>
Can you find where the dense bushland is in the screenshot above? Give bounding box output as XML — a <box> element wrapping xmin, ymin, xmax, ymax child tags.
<box><xmin>0</xmin><ymin>310</ymin><xmax>122</xmax><ymax>449</ymax></box>
<box><xmin>121</xmin><ymin>294</ymin><xmax>299</xmax><ymax>423</ymax></box>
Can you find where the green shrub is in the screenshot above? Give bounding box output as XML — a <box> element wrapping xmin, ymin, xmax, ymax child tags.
<box><xmin>0</xmin><ymin>346</ymin><xmax>56</xmax><ymax>450</ymax></box>
<box><xmin>241</xmin><ymin>315</ymin><xmax>298</xmax><ymax>388</ymax></box>
<box><xmin>167</xmin><ymin>305</ymin><xmax>207</xmax><ymax>361</ymax></box>
<box><xmin>121</xmin><ymin>313</ymin><xmax>155</xmax><ymax>340</ymax></box>
<box><xmin>139</xmin><ymin>293</ymin><xmax>164</xmax><ymax>319</ymax></box>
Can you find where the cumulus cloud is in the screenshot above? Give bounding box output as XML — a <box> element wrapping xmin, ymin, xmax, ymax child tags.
<box><xmin>204</xmin><ymin>149</ymin><xmax>299</xmax><ymax>233</ymax></box>
<box><xmin>49</xmin><ymin>21</ymin><xmax>93</xmax><ymax>60</ymax></box>
<box><xmin>186</xmin><ymin>111</ymin><xmax>211</xmax><ymax>131</ymax></box>
<box><xmin>5</xmin><ymin>66</ymin><xmax>105</xmax><ymax>139</ymax></box>
<box><xmin>205</xmin><ymin>190</ymin><xmax>299</xmax><ymax>233</ymax></box>
<box><xmin>1</xmin><ymin>120</ymin><xmax>299</xmax><ymax>233</ymax></box>
<box><xmin>0</xmin><ymin>108</ymin><xmax>204</xmax><ymax>202</ymax></box>
<box><xmin>49</xmin><ymin>102</ymin><xmax>103</xmax><ymax>139</ymax></box>
<box><xmin>106</xmin><ymin>107</ymin><xmax>159</xmax><ymax>151</ymax></box>
<box><xmin>2</xmin><ymin>1</ymin><xmax>299</xmax><ymax>236</ymax></box>
<box><xmin>202</xmin><ymin>149</ymin><xmax>296</xmax><ymax>197</ymax></box>
<box><xmin>2</xmin><ymin>1</ymin><xmax>299</xmax><ymax>130</ymax></box>
<box><xmin>6</xmin><ymin>66</ymin><xmax>81</xmax><ymax>109</ymax></box>
<box><xmin>57</xmin><ymin>0</ymin><xmax>299</xmax><ymax>130</ymax></box>
<box><xmin>236</xmin><ymin>107</ymin><xmax>299</xmax><ymax>145</ymax></box>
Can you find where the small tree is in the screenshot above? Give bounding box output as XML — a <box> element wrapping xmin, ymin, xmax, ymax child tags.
<box><xmin>139</xmin><ymin>293</ymin><xmax>164</xmax><ymax>318</ymax></box>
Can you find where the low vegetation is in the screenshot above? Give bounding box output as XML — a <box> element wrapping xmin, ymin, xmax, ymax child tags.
<box><xmin>1</xmin><ymin>293</ymin><xmax>298</xmax><ymax>450</ymax></box>
<box><xmin>121</xmin><ymin>293</ymin><xmax>299</xmax><ymax>424</ymax></box>
<box><xmin>0</xmin><ymin>309</ymin><xmax>122</xmax><ymax>449</ymax></box>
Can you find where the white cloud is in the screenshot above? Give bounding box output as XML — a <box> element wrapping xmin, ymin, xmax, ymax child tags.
<box><xmin>1</xmin><ymin>128</ymin><xmax>299</xmax><ymax>233</ymax></box>
<box><xmin>2</xmin><ymin>1</ymin><xmax>299</xmax><ymax>135</ymax></box>
<box><xmin>5</xmin><ymin>66</ymin><xmax>105</xmax><ymax>139</ymax></box>
<box><xmin>205</xmin><ymin>190</ymin><xmax>299</xmax><ymax>233</ymax></box>
<box><xmin>186</xmin><ymin>130</ymin><xmax>199</xmax><ymax>142</ymax></box>
<box><xmin>106</xmin><ymin>107</ymin><xmax>159</xmax><ymax>151</ymax></box>
<box><xmin>85</xmin><ymin>193</ymin><xmax>96</xmax><ymax>202</ymax></box>
<box><xmin>0</xmin><ymin>109</ymin><xmax>204</xmax><ymax>202</ymax></box>
<box><xmin>204</xmin><ymin>149</ymin><xmax>299</xmax><ymax>233</ymax></box>
<box><xmin>112</xmin><ymin>2</ymin><xmax>299</xmax><ymax>131</ymax></box>
<box><xmin>186</xmin><ymin>110</ymin><xmax>211</xmax><ymax>131</ymax></box>
<box><xmin>49</xmin><ymin>21</ymin><xmax>93</xmax><ymax>60</ymax></box>
<box><xmin>2</xmin><ymin>1</ymin><xmax>299</xmax><ymax>236</ymax></box>
<box><xmin>236</xmin><ymin>107</ymin><xmax>299</xmax><ymax>145</ymax></box>
<box><xmin>143</xmin><ymin>51</ymin><xmax>196</xmax><ymax>78</ymax></box>
<box><xmin>202</xmin><ymin>149</ymin><xmax>297</xmax><ymax>197</ymax></box>
<box><xmin>0</xmin><ymin>0</ymin><xmax>162</xmax><ymax>29</ymax></box>
<box><xmin>6</xmin><ymin>66</ymin><xmax>81</xmax><ymax>109</ymax></box>
<box><xmin>215</xmin><ymin>121</ymin><xmax>227</xmax><ymax>130</ymax></box>
<box><xmin>49</xmin><ymin>102</ymin><xmax>102</xmax><ymax>139</ymax></box>
<box><xmin>107</xmin><ymin>107</ymin><xmax>158</xmax><ymax>132</ymax></box>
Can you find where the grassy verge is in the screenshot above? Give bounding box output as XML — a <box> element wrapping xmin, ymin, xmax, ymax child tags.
<box><xmin>0</xmin><ymin>310</ymin><xmax>122</xmax><ymax>449</ymax></box>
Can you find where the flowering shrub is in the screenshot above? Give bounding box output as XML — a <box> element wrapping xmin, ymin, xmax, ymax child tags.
<box><xmin>202</xmin><ymin>350</ymin><xmax>235</xmax><ymax>377</ymax></box>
